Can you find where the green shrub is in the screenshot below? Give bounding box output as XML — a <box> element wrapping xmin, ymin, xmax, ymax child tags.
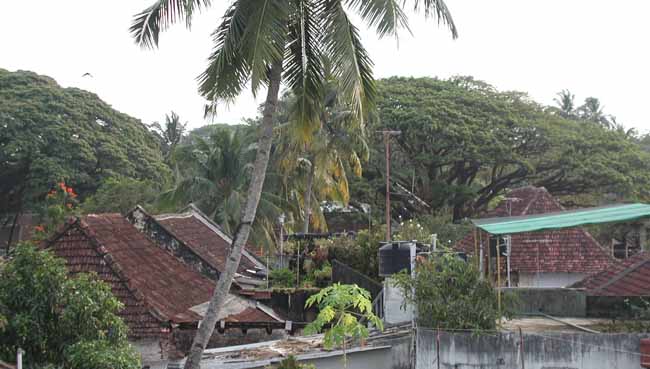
<box><xmin>270</xmin><ymin>268</ymin><xmax>295</xmax><ymax>288</ymax></box>
<box><xmin>392</xmin><ymin>249</ymin><xmax>511</xmax><ymax>331</ymax></box>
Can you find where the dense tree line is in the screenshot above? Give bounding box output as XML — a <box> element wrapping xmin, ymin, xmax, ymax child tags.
<box><xmin>0</xmin><ymin>69</ymin><xmax>170</xmax><ymax>219</ymax></box>
<box><xmin>353</xmin><ymin>76</ymin><xmax>650</xmax><ymax>221</ymax></box>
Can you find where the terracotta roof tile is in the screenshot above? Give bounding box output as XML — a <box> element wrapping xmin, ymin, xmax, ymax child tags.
<box><xmin>571</xmin><ymin>252</ymin><xmax>650</xmax><ymax>296</ymax></box>
<box><xmin>46</xmin><ymin>214</ymin><xmax>280</xmax><ymax>338</ymax></box>
<box><xmin>154</xmin><ymin>213</ymin><xmax>259</xmax><ymax>276</ymax></box>
<box><xmin>79</xmin><ymin>214</ymin><xmax>215</xmax><ymax>323</ymax></box>
<box><xmin>454</xmin><ymin>186</ymin><xmax>614</xmax><ymax>274</ymax></box>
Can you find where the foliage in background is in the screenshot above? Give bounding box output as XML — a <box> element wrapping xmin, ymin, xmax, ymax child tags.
<box><xmin>33</xmin><ymin>182</ymin><xmax>79</xmax><ymax>240</ymax></box>
<box><xmin>270</xmin><ymin>268</ymin><xmax>295</xmax><ymax>289</ymax></box>
<box><xmin>352</xmin><ymin>76</ymin><xmax>650</xmax><ymax>221</ymax></box>
<box><xmin>0</xmin><ymin>69</ymin><xmax>171</xmax><ymax>216</ymax></box>
<box><xmin>323</xmin><ymin>226</ymin><xmax>386</xmax><ymax>281</ymax></box>
<box><xmin>267</xmin><ymin>356</ymin><xmax>315</xmax><ymax>369</ymax></box>
<box><xmin>392</xmin><ymin>251</ymin><xmax>510</xmax><ymax>331</ymax></box>
<box><xmin>82</xmin><ymin>177</ymin><xmax>160</xmax><ymax>215</ymax></box>
<box><xmin>304</xmin><ymin>283</ymin><xmax>383</xmax><ymax>368</ymax></box>
<box><xmin>163</xmin><ymin>127</ymin><xmax>288</xmax><ymax>250</ymax></box>
<box><xmin>0</xmin><ymin>244</ymin><xmax>139</xmax><ymax>369</ymax></box>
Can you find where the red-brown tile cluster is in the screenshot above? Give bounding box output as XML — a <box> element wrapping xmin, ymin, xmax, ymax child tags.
<box><xmin>155</xmin><ymin>215</ymin><xmax>258</xmax><ymax>276</ymax></box>
<box><xmin>571</xmin><ymin>252</ymin><xmax>650</xmax><ymax>296</ymax></box>
<box><xmin>454</xmin><ymin>186</ymin><xmax>614</xmax><ymax>274</ymax></box>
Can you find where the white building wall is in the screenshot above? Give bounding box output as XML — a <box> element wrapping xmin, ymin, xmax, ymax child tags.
<box><xmin>383</xmin><ymin>277</ymin><xmax>414</xmax><ymax>325</ymax></box>
<box><xmin>518</xmin><ymin>272</ymin><xmax>587</xmax><ymax>288</ymax></box>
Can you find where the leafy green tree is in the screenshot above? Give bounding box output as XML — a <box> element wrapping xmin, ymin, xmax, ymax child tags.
<box><xmin>278</xmin><ymin>76</ymin><xmax>369</xmax><ymax>232</ymax></box>
<box><xmin>0</xmin><ymin>244</ymin><xmax>139</xmax><ymax>369</ymax></box>
<box><xmin>150</xmin><ymin>111</ymin><xmax>188</xmax><ymax>163</ymax></box>
<box><xmin>82</xmin><ymin>177</ymin><xmax>161</xmax><ymax>215</ymax></box>
<box><xmin>359</xmin><ymin>76</ymin><xmax>650</xmax><ymax>221</ymax></box>
<box><xmin>164</xmin><ymin>128</ymin><xmax>287</xmax><ymax>248</ymax></box>
<box><xmin>130</xmin><ymin>2</ymin><xmax>457</xmax><ymax>367</ymax></box>
<box><xmin>578</xmin><ymin>96</ymin><xmax>611</xmax><ymax>127</ymax></box>
<box><xmin>268</xmin><ymin>356</ymin><xmax>315</xmax><ymax>369</ymax></box>
<box><xmin>0</xmin><ymin>69</ymin><xmax>171</xmax><ymax>216</ymax></box>
<box><xmin>553</xmin><ymin>89</ymin><xmax>576</xmax><ymax>118</ymax></box>
<box><xmin>392</xmin><ymin>251</ymin><xmax>507</xmax><ymax>331</ymax></box>
<box><xmin>304</xmin><ymin>283</ymin><xmax>383</xmax><ymax>369</ymax></box>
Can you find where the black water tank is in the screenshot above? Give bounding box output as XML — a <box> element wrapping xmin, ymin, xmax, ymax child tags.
<box><xmin>378</xmin><ymin>241</ymin><xmax>416</xmax><ymax>277</ymax></box>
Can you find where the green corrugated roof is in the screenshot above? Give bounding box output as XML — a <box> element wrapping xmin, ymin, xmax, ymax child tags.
<box><xmin>472</xmin><ymin>203</ymin><xmax>650</xmax><ymax>235</ymax></box>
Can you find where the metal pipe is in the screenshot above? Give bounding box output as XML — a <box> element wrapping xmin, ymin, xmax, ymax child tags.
<box><xmin>497</xmin><ymin>238</ymin><xmax>501</xmax><ymax>315</ymax></box>
<box><xmin>378</xmin><ymin>130</ymin><xmax>401</xmax><ymax>241</ymax></box>
<box><xmin>506</xmin><ymin>235</ymin><xmax>512</xmax><ymax>287</ymax></box>
<box><xmin>17</xmin><ymin>348</ymin><xmax>23</xmax><ymax>369</ymax></box>
<box><xmin>385</xmin><ymin>133</ymin><xmax>391</xmax><ymax>241</ymax></box>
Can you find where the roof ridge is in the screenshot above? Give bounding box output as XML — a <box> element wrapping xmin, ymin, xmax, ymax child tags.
<box><xmin>185</xmin><ymin>204</ymin><xmax>267</xmax><ymax>270</ymax></box>
<box><xmin>592</xmin><ymin>255</ymin><xmax>650</xmax><ymax>294</ymax></box>
<box><xmin>520</xmin><ymin>187</ymin><xmax>557</xmax><ymax>215</ymax></box>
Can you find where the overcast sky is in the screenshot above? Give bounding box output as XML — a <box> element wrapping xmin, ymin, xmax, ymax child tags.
<box><xmin>1</xmin><ymin>1</ymin><xmax>649</xmax><ymax>133</ymax></box>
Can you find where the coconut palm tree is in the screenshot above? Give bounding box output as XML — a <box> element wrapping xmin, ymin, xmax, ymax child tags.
<box><xmin>578</xmin><ymin>97</ymin><xmax>612</xmax><ymax>128</ymax></box>
<box><xmin>150</xmin><ymin>111</ymin><xmax>187</xmax><ymax>163</ymax></box>
<box><xmin>553</xmin><ymin>89</ymin><xmax>576</xmax><ymax>118</ymax></box>
<box><xmin>130</xmin><ymin>2</ymin><xmax>457</xmax><ymax>368</ymax></box>
<box><xmin>279</xmin><ymin>76</ymin><xmax>369</xmax><ymax>233</ymax></box>
<box><xmin>161</xmin><ymin>128</ymin><xmax>286</xmax><ymax>247</ymax></box>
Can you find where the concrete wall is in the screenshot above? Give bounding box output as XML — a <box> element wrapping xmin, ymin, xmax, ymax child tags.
<box><xmin>384</xmin><ymin>278</ymin><xmax>413</xmax><ymax>325</ymax></box>
<box><xmin>519</xmin><ymin>272</ymin><xmax>587</xmax><ymax>288</ymax></box>
<box><xmin>502</xmin><ymin>287</ymin><xmax>587</xmax><ymax>317</ymax></box>
<box><xmin>417</xmin><ymin>329</ymin><xmax>649</xmax><ymax>369</ymax></box>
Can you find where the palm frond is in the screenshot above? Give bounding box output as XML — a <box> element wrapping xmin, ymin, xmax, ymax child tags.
<box><xmin>322</xmin><ymin>1</ymin><xmax>376</xmax><ymax>123</ymax></box>
<box><xmin>198</xmin><ymin>1</ymin><xmax>251</xmax><ymax>105</ymax></box>
<box><xmin>284</xmin><ymin>0</ymin><xmax>326</xmax><ymax>143</ymax></box>
<box><xmin>412</xmin><ymin>0</ymin><xmax>458</xmax><ymax>38</ymax></box>
<box><xmin>131</xmin><ymin>0</ymin><xmax>212</xmax><ymax>49</ymax></box>
<box><xmin>242</xmin><ymin>0</ymin><xmax>290</xmax><ymax>95</ymax></box>
<box><xmin>345</xmin><ymin>0</ymin><xmax>411</xmax><ymax>38</ymax></box>
<box><xmin>199</xmin><ymin>0</ymin><xmax>289</xmax><ymax>107</ymax></box>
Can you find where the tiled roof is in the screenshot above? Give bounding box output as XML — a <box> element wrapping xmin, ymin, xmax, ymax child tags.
<box><xmin>45</xmin><ymin>214</ymin><xmax>280</xmax><ymax>338</ymax></box>
<box><xmin>571</xmin><ymin>252</ymin><xmax>650</xmax><ymax>296</ymax></box>
<box><xmin>454</xmin><ymin>186</ymin><xmax>614</xmax><ymax>274</ymax></box>
<box><xmin>153</xmin><ymin>209</ymin><xmax>262</xmax><ymax>278</ymax></box>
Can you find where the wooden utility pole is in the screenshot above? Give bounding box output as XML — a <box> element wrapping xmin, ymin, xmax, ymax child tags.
<box><xmin>378</xmin><ymin>130</ymin><xmax>401</xmax><ymax>241</ymax></box>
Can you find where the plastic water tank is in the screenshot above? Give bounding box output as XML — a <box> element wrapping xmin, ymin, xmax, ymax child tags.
<box><xmin>378</xmin><ymin>241</ymin><xmax>416</xmax><ymax>277</ymax></box>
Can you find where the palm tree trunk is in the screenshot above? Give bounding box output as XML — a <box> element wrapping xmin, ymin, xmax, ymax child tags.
<box><xmin>302</xmin><ymin>157</ymin><xmax>315</xmax><ymax>233</ymax></box>
<box><xmin>183</xmin><ymin>60</ymin><xmax>283</xmax><ymax>369</ymax></box>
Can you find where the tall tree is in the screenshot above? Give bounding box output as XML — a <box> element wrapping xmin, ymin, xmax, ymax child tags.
<box><xmin>151</xmin><ymin>111</ymin><xmax>188</xmax><ymax>163</ymax></box>
<box><xmin>163</xmin><ymin>128</ymin><xmax>286</xmax><ymax>248</ymax></box>
<box><xmin>553</xmin><ymin>89</ymin><xmax>575</xmax><ymax>118</ymax></box>
<box><xmin>130</xmin><ymin>2</ymin><xmax>457</xmax><ymax>368</ymax></box>
<box><xmin>279</xmin><ymin>76</ymin><xmax>369</xmax><ymax>233</ymax></box>
<box><xmin>578</xmin><ymin>97</ymin><xmax>611</xmax><ymax>128</ymax></box>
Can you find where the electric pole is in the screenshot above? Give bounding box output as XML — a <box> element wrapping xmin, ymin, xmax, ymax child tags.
<box><xmin>378</xmin><ymin>130</ymin><xmax>401</xmax><ymax>241</ymax></box>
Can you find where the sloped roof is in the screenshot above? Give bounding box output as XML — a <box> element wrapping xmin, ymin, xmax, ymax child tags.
<box><xmin>152</xmin><ymin>206</ymin><xmax>264</xmax><ymax>278</ymax></box>
<box><xmin>455</xmin><ymin>186</ymin><xmax>614</xmax><ymax>274</ymax></box>
<box><xmin>77</xmin><ymin>214</ymin><xmax>214</xmax><ymax>323</ymax></box>
<box><xmin>571</xmin><ymin>252</ymin><xmax>650</xmax><ymax>296</ymax></box>
<box><xmin>0</xmin><ymin>360</ymin><xmax>15</xmax><ymax>369</ymax></box>
<box><xmin>45</xmin><ymin>214</ymin><xmax>280</xmax><ymax>338</ymax></box>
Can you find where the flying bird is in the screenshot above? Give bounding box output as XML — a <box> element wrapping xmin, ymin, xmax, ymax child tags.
<box><xmin>82</xmin><ymin>72</ymin><xmax>93</xmax><ymax>78</ymax></box>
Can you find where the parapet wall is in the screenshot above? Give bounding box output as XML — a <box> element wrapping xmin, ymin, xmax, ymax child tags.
<box><xmin>417</xmin><ymin>329</ymin><xmax>649</xmax><ymax>369</ymax></box>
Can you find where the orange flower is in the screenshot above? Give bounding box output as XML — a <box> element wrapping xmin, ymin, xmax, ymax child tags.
<box><xmin>34</xmin><ymin>225</ymin><xmax>45</xmax><ymax>232</ymax></box>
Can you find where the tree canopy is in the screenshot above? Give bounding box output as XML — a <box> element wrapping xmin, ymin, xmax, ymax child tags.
<box><xmin>0</xmin><ymin>244</ymin><xmax>140</xmax><ymax>369</ymax></box>
<box><xmin>0</xmin><ymin>69</ymin><xmax>171</xmax><ymax>215</ymax></box>
<box><xmin>354</xmin><ymin>76</ymin><xmax>650</xmax><ymax>221</ymax></box>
